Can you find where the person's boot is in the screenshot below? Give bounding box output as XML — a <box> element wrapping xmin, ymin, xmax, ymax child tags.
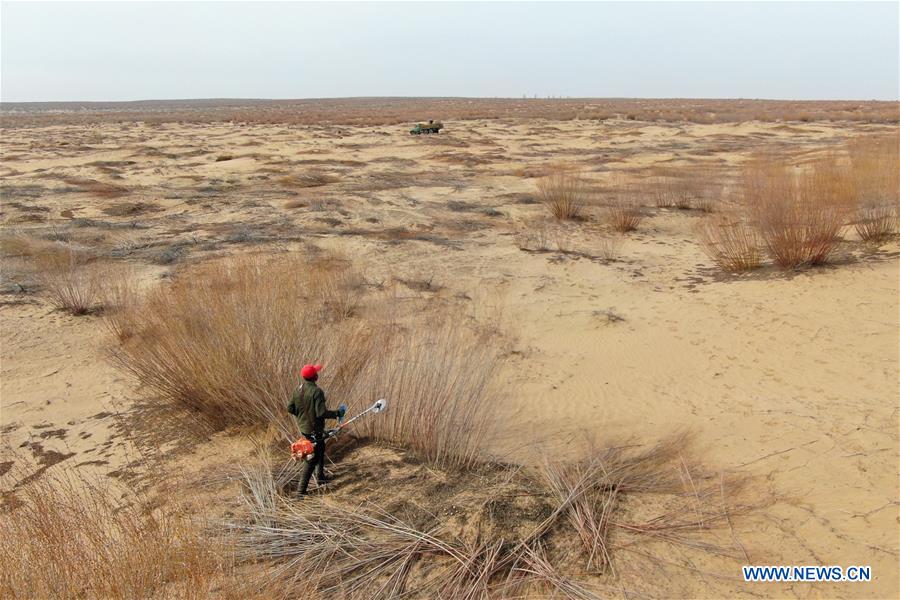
<box><xmin>298</xmin><ymin>463</ymin><xmax>314</xmax><ymax>496</ymax></box>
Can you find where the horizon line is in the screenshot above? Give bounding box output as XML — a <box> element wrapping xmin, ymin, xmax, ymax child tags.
<box><xmin>3</xmin><ymin>96</ymin><xmax>898</xmax><ymax>106</ymax></box>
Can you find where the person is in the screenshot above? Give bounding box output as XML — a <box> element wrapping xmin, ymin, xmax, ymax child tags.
<box><xmin>287</xmin><ymin>363</ymin><xmax>346</xmax><ymax>495</ymax></box>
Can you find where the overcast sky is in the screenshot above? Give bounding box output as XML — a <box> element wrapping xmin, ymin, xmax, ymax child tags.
<box><xmin>1</xmin><ymin>1</ymin><xmax>897</xmax><ymax>102</ymax></box>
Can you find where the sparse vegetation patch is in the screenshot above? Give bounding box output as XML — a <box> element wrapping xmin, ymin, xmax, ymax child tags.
<box><xmin>536</xmin><ymin>168</ymin><xmax>588</xmax><ymax>220</ymax></box>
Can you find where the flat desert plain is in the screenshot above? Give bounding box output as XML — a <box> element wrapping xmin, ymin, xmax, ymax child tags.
<box><xmin>1</xmin><ymin>102</ymin><xmax>898</xmax><ymax>598</ymax></box>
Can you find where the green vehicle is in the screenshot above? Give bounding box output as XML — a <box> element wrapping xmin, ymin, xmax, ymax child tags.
<box><xmin>409</xmin><ymin>120</ymin><xmax>443</xmax><ymax>135</ymax></box>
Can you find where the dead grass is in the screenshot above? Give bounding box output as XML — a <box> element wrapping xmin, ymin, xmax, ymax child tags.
<box><xmin>847</xmin><ymin>135</ymin><xmax>899</xmax><ymax>241</ymax></box>
<box><xmin>744</xmin><ymin>156</ymin><xmax>852</xmax><ymax>269</ymax></box>
<box><xmin>278</xmin><ymin>172</ymin><xmax>340</xmax><ymax>188</ymax></box>
<box><xmin>535</xmin><ymin>168</ymin><xmax>588</xmax><ymax>220</ymax></box>
<box><xmin>0</xmin><ymin>234</ymin><xmax>60</xmax><ymax>259</ymax></box>
<box><xmin>596</xmin><ymin>235</ymin><xmax>623</xmax><ymax>261</ymax></box>
<box><xmin>649</xmin><ymin>168</ymin><xmax>721</xmax><ymax>212</ymax></box>
<box><xmin>283</xmin><ymin>198</ymin><xmax>308</xmax><ymax>209</ymax></box>
<box><xmin>855</xmin><ymin>203</ymin><xmax>897</xmax><ymax>241</ymax></box>
<box><xmin>696</xmin><ymin>138</ymin><xmax>896</xmax><ymax>272</ymax></box>
<box><xmin>606</xmin><ymin>198</ymin><xmax>645</xmax><ymax>233</ymax></box>
<box><xmin>36</xmin><ymin>249</ymin><xmax>105</xmax><ymax>315</ymax></box>
<box><xmin>0</xmin><ymin>471</ymin><xmax>230</xmax><ymax>600</ymax></box>
<box><xmin>0</xmin><ymin>235</ymin><xmax>105</xmax><ymax>314</ymax></box>
<box><xmin>352</xmin><ymin>316</ymin><xmax>502</xmax><ymax>469</ymax></box>
<box><xmin>228</xmin><ymin>433</ymin><xmax>758</xmax><ymax>597</ymax></box>
<box><xmin>651</xmin><ymin>172</ymin><xmax>692</xmax><ymax>209</ymax></box>
<box><xmin>515</xmin><ymin>218</ymin><xmax>570</xmax><ymax>253</ymax></box>
<box><xmin>105</xmin><ymin>253</ymin><xmax>502</xmax><ymax>469</ymax></box>
<box><xmin>695</xmin><ymin>213</ymin><xmax>763</xmax><ymax>272</ymax></box>
<box><xmin>105</xmin><ymin>253</ymin><xmax>370</xmax><ymax>433</ymax></box>
<box><xmin>100</xmin><ymin>201</ymin><xmax>161</xmax><ymax>217</ymax></box>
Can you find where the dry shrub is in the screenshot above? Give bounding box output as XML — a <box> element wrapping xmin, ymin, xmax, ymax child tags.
<box><xmin>283</xmin><ymin>198</ymin><xmax>308</xmax><ymax>209</ymax></box>
<box><xmin>699</xmin><ymin>139</ymin><xmax>895</xmax><ymax>272</ymax></box>
<box><xmin>596</xmin><ymin>235</ymin><xmax>623</xmax><ymax>261</ymax></box>
<box><xmin>515</xmin><ymin>218</ymin><xmax>582</xmax><ymax>256</ymax></box>
<box><xmin>3</xmin><ymin>237</ymin><xmax>107</xmax><ymax>314</ymax></box>
<box><xmin>105</xmin><ymin>253</ymin><xmax>370</xmax><ymax>432</ymax></box>
<box><xmin>352</xmin><ymin>317</ymin><xmax>500</xmax><ymax>469</ymax></box>
<box><xmin>100</xmin><ymin>201</ymin><xmax>160</xmax><ymax>217</ymax></box>
<box><xmin>0</xmin><ymin>234</ymin><xmax>49</xmax><ymax>259</ymax></box>
<box><xmin>744</xmin><ymin>157</ymin><xmax>852</xmax><ymax>268</ymax></box>
<box><xmin>855</xmin><ymin>203</ymin><xmax>897</xmax><ymax>241</ymax></box>
<box><xmin>692</xmin><ymin>194</ymin><xmax>717</xmax><ymax>213</ymax></box>
<box><xmin>0</xmin><ymin>473</ymin><xmax>226</xmax><ymax>600</ymax></box>
<box><xmin>36</xmin><ymin>249</ymin><xmax>105</xmax><ymax>315</ymax></box>
<box><xmin>230</xmin><ymin>434</ymin><xmax>756</xmax><ymax>598</ymax></box>
<box><xmin>847</xmin><ymin>135</ymin><xmax>899</xmax><ymax>240</ymax></box>
<box><xmin>536</xmin><ymin>169</ymin><xmax>587</xmax><ymax>220</ymax></box>
<box><xmin>651</xmin><ymin>173</ymin><xmax>693</xmax><ymax>209</ymax></box>
<box><xmin>515</xmin><ymin>218</ymin><xmax>554</xmax><ymax>251</ymax></box>
<box><xmin>695</xmin><ymin>213</ymin><xmax>763</xmax><ymax>272</ymax></box>
<box><xmin>650</xmin><ymin>168</ymin><xmax>720</xmax><ymax>211</ymax></box>
<box><xmin>606</xmin><ymin>198</ymin><xmax>645</xmax><ymax>232</ymax></box>
<box><xmin>106</xmin><ymin>253</ymin><xmax>501</xmax><ymax>469</ymax></box>
<box><xmin>540</xmin><ymin>434</ymin><xmax>756</xmax><ymax>587</ymax></box>
<box><xmin>278</xmin><ymin>172</ymin><xmax>339</xmax><ymax>188</ymax></box>
<box><xmin>307</xmin><ymin>253</ymin><xmax>365</xmax><ymax>321</ymax></box>
<box><xmin>0</xmin><ymin>233</ymin><xmax>73</xmax><ymax>260</ymax></box>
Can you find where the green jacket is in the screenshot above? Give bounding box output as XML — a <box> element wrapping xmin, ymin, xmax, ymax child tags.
<box><xmin>287</xmin><ymin>380</ymin><xmax>339</xmax><ymax>436</ymax></box>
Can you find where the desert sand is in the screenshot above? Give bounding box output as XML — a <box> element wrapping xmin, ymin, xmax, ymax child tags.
<box><xmin>1</xmin><ymin>109</ymin><xmax>898</xmax><ymax>597</ymax></box>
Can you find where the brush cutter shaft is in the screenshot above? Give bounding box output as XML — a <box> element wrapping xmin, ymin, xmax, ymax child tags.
<box><xmin>339</xmin><ymin>399</ymin><xmax>387</xmax><ymax>429</ymax></box>
<box><xmin>328</xmin><ymin>399</ymin><xmax>388</xmax><ymax>435</ymax></box>
<box><xmin>289</xmin><ymin>399</ymin><xmax>388</xmax><ymax>460</ymax></box>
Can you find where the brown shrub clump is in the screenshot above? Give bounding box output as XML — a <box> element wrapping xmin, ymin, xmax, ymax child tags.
<box><xmin>3</xmin><ymin>237</ymin><xmax>105</xmax><ymax>315</ymax></box>
<box><xmin>847</xmin><ymin>135</ymin><xmax>899</xmax><ymax>241</ymax></box>
<box><xmin>699</xmin><ymin>139</ymin><xmax>895</xmax><ymax>272</ymax></box>
<box><xmin>515</xmin><ymin>217</ymin><xmax>569</xmax><ymax>253</ymax></box>
<box><xmin>0</xmin><ymin>472</ymin><xmax>228</xmax><ymax>600</ymax></box>
<box><xmin>536</xmin><ymin>168</ymin><xmax>588</xmax><ymax>220</ymax></box>
<box><xmin>353</xmin><ymin>317</ymin><xmax>500</xmax><ymax>469</ymax></box>
<box><xmin>37</xmin><ymin>249</ymin><xmax>106</xmax><ymax>315</ymax></box>
<box><xmin>100</xmin><ymin>201</ymin><xmax>161</xmax><ymax>217</ymax></box>
<box><xmin>283</xmin><ymin>198</ymin><xmax>308</xmax><ymax>209</ymax></box>
<box><xmin>606</xmin><ymin>198</ymin><xmax>645</xmax><ymax>232</ymax></box>
<box><xmin>596</xmin><ymin>235</ymin><xmax>623</xmax><ymax>261</ymax></box>
<box><xmin>0</xmin><ymin>234</ymin><xmax>63</xmax><ymax>259</ymax></box>
<box><xmin>105</xmin><ymin>253</ymin><xmax>371</xmax><ymax>432</ymax></box>
<box><xmin>105</xmin><ymin>253</ymin><xmax>502</xmax><ymax>470</ymax></box>
<box><xmin>855</xmin><ymin>203</ymin><xmax>898</xmax><ymax>241</ymax></box>
<box><xmin>651</xmin><ymin>172</ymin><xmax>693</xmax><ymax>209</ymax></box>
<box><xmin>649</xmin><ymin>168</ymin><xmax>722</xmax><ymax>212</ymax></box>
<box><xmin>695</xmin><ymin>213</ymin><xmax>763</xmax><ymax>272</ymax></box>
<box><xmin>278</xmin><ymin>171</ymin><xmax>340</xmax><ymax>188</ymax></box>
<box><xmin>743</xmin><ymin>157</ymin><xmax>852</xmax><ymax>269</ymax></box>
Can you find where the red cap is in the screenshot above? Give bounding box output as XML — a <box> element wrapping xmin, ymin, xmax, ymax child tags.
<box><xmin>300</xmin><ymin>363</ymin><xmax>323</xmax><ymax>380</ymax></box>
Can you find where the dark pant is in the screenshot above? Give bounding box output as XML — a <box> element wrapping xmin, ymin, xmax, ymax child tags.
<box><xmin>298</xmin><ymin>433</ymin><xmax>326</xmax><ymax>495</ymax></box>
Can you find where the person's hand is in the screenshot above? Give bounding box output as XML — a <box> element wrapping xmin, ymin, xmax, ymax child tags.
<box><xmin>337</xmin><ymin>404</ymin><xmax>347</xmax><ymax>422</ymax></box>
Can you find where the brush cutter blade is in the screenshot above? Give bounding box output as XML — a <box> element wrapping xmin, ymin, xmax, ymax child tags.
<box><xmin>373</xmin><ymin>399</ymin><xmax>387</xmax><ymax>413</ymax></box>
